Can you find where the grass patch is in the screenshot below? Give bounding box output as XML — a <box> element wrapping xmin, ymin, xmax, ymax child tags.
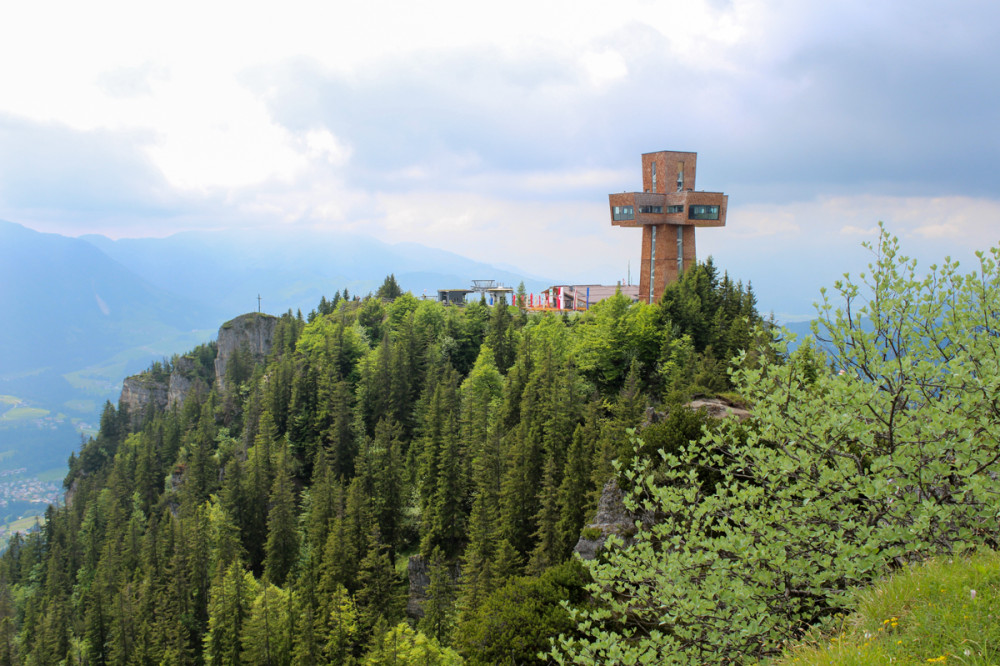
<box><xmin>4</xmin><ymin>515</ymin><xmax>45</xmax><ymax>534</ymax></box>
<box><xmin>63</xmin><ymin>399</ymin><xmax>97</xmax><ymax>414</ymax></box>
<box><xmin>767</xmin><ymin>550</ymin><xmax>1000</xmax><ymax>665</ymax></box>
<box><xmin>0</xmin><ymin>407</ymin><xmax>49</xmax><ymax>421</ymax></box>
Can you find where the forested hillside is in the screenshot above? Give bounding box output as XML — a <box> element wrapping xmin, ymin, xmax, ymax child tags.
<box><xmin>0</xmin><ymin>262</ymin><xmax>764</xmax><ymax>664</ymax></box>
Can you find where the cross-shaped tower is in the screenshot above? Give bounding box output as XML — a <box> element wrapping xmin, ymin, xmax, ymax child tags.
<box><xmin>609</xmin><ymin>151</ymin><xmax>728</xmax><ymax>303</ymax></box>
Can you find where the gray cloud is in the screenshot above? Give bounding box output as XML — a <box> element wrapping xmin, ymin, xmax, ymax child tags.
<box><xmin>244</xmin><ymin>3</ymin><xmax>1000</xmax><ymax>208</ymax></box>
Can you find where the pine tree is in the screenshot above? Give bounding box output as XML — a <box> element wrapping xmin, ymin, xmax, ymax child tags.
<box><xmin>491</xmin><ymin>538</ymin><xmax>523</xmax><ymax>583</ymax></box>
<box><xmin>555</xmin><ymin>419</ymin><xmax>598</xmax><ymax>558</ymax></box>
<box><xmin>242</xmin><ymin>411</ymin><xmax>278</xmax><ymax>574</ymax></box>
<box><xmin>527</xmin><ymin>451</ymin><xmax>563</xmax><ymax>574</ymax></box>
<box><xmin>324</xmin><ymin>377</ymin><xmax>356</xmax><ymax>479</ymax></box>
<box><xmin>457</xmin><ymin>347</ymin><xmax>506</xmax><ymax>613</ymax></box>
<box><xmin>290</xmin><ymin>576</ymin><xmax>322</xmax><ymax>666</ymax></box>
<box><xmin>321</xmin><ymin>584</ymin><xmax>358</xmax><ymax>665</ymax></box>
<box><xmin>376</xmin><ymin>274</ymin><xmax>404</xmax><ymax>301</ymax></box>
<box><xmin>264</xmin><ymin>454</ymin><xmax>300</xmax><ymax>587</ymax></box>
<box><xmin>486</xmin><ymin>295</ymin><xmax>515</xmax><ymax>374</ymax></box>
<box><xmin>418</xmin><ymin>547</ymin><xmax>456</xmax><ymax>644</ymax></box>
<box><xmin>356</xmin><ymin>418</ymin><xmax>404</xmax><ymax>561</ymax></box>
<box><xmin>302</xmin><ymin>453</ymin><xmax>339</xmax><ymax>558</ymax></box>
<box><xmin>241</xmin><ymin>582</ymin><xmax>292</xmax><ymax>666</ymax></box>
<box><xmin>0</xmin><ymin>578</ymin><xmax>17</xmax><ymax>665</ymax></box>
<box><xmin>204</xmin><ymin>560</ymin><xmax>256</xmax><ymax>665</ymax></box>
<box><xmin>353</xmin><ymin>528</ymin><xmax>403</xmax><ymax>642</ymax></box>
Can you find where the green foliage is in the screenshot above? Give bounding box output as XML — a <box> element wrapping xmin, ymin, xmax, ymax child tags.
<box><xmin>418</xmin><ymin>547</ymin><xmax>458</xmax><ymax>643</ymax></box>
<box><xmin>363</xmin><ymin>622</ymin><xmax>463</xmax><ymax>665</ymax></box>
<box><xmin>0</xmin><ymin>262</ymin><xmax>767</xmax><ymax>664</ymax></box>
<box><xmin>455</xmin><ymin>558</ymin><xmax>590</xmax><ymax>665</ymax></box>
<box><xmin>358</xmin><ymin>297</ymin><xmax>388</xmax><ymax>344</ymax></box>
<box><xmin>556</xmin><ymin>228</ymin><xmax>1000</xmax><ymax>664</ymax></box>
<box><xmin>355</xmin><ymin>528</ymin><xmax>405</xmax><ymax>640</ymax></box>
<box><xmin>241</xmin><ymin>582</ymin><xmax>293</xmax><ymax>665</ymax></box>
<box><xmin>572</xmin><ymin>291</ymin><xmax>662</xmax><ymax>394</ymax></box>
<box><xmin>319</xmin><ymin>583</ymin><xmax>359</xmax><ymax>664</ymax></box>
<box><xmin>205</xmin><ymin>560</ymin><xmax>257</xmax><ymax>665</ymax></box>
<box><xmin>264</xmin><ymin>455</ymin><xmax>300</xmax><ymax>586</ymax></box>
<box><xmin>376</xmin><ymin>273</ymin><xmax>404</xmax><ymax>301</ymax></box>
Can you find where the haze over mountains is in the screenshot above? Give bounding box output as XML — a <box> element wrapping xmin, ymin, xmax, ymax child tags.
<box><xmin>81</xmin><ymin>226</ymin><xmax>551</xmax><ymax>319</ymax></box>
<box><xmin>0</xmin><ymin>219</ymin><xmax>552</xmax><ymax>482</ymax></box>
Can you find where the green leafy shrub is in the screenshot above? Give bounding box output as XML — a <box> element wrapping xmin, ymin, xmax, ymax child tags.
<box><xmin>456</xmin><ymin>559</ymin><xmax>590</xmax><ymax>665</ymax></box>
<box><xmin>555</xmin><ymin>227</ymin><xmax>1000</xmax><ymax>664</ymax></box>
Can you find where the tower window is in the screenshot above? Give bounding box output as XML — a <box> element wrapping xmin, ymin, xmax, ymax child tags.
<box><xmin>613</xmin><ymin>206</ymin><xmax>635</xmax><ymax>221</ymax></box>
<box><xmin>688</xmin><ymin>205</ymin><xmax>719</xmax><ymax>220</ymax></box>
<box><xmin>651</xmin><ymin>162</ymin><xmax>657</xmax><ymax>192</ymax></box>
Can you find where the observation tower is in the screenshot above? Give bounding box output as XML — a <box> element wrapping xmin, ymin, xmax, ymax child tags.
<box><xmin>609</xmin><ymin>151</ymin><xmax>728</xmax><ymax>303</ymax></box>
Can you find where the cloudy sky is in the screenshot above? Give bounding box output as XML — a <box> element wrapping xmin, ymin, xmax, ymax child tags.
<box><xmin>1</xmin><ymin>0</ymin><xmax>998</xmax><ymax>319</ymax></box>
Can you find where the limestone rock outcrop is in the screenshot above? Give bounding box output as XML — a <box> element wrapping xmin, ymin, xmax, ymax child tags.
<box><xmin>406</xmin><ymin>554</ymin><xmax>461</xmax><ymax>619</ymax></box>
<box><xmin>120</xmin><ymin>373</ymin><xmax>170</xmax><ymax>426</ymax></box>
<box><xmin>685</xmin><ymin>397</ymin><xmax>751</xmax><ymax>421</ymax></box>
<box><xmin>167</xmin><ymin>355</ymin><xmax>211</xmax><ymax>410</ymax></box>
<box><xmin>214</xmin><ymin>312</ymin><xmax>278</xmax><ymax>391</ymax></box>
<box><xmin>119</xmin><ymin>357</ymin><xmax>213</xmax><ymax>428</ymax></box>
<box><xmin>574</xmin><ymin>479</ymin><xmax>634</xmax><ymax>560</ymax></box>
<box><xmin>406</xmin><ymin>555</ymin><xmax>431</xmax><ymax>618</ymax></box>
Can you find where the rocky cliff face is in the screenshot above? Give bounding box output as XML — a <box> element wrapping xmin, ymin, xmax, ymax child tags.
<box><xmin>120</xmin><ymin>349</ymin><xmax>215</xmax><ymax>427</ymax></box>
<box><xmin>406</xmin><ymin>555</ymin><xmax>431</xmax><ymax>618</ymax></box>
<box><xmin>214</xmin><ymin>312</ymin><xmax>279</xmax><ymax>391</ymax></box>
<box><xmin>167</xmin><ymin>355</ymin><xmax>210</xmax><ymax>409</ymax></box>
<box><xmin>406</xmin><ymin>554</ymin><xmax>461</xmax><ymax>619</ymax></box>
<box><xmin>120</xmin><ymin>374</ymin><xmax>170</xmax><ymax>427</ymax></box>
<box><xmin>573</xmin><ymin>479</ymin><xmax>635</xmax><ymax>560</ymax></box>
<box><xmin>119</xmin><ymin>312</ymin><xmax>274</xmax><ymax>424</ymax></box>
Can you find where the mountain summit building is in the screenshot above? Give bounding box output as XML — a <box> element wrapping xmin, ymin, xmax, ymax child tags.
<box><xmin>610</xmin><ymin>150</ymin><xmax>728</xmax><ymax>303</ymax></box>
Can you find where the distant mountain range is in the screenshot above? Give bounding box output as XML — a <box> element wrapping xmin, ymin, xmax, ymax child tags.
<box><xmin>0</xmin><ymin>219</ymin><xmax>554</xmax><ymax>477</ymax></box>
<box><xmin>0</xmin><ymin>221</ymin><xmax>213</xmax><ymax>377</ymax></box>
<box><xmin>81</xmin><ymin>227</ymin><xmax>551</xmax><ymax>319</ymax></box>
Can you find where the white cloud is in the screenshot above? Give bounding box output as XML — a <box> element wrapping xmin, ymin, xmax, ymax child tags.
<box><xmin>303</xmin><ymin>129</ymin><xmax>352</xmax><ymax>167</ymax></box>
<box><xmin>580</xmin><ymin>50</ymin><xmax>629</xmax><ymax>87</ymax></box>
<box><xmin>840</xmin><ymin>225</ymin><xmax>880</xmax><ymax>236</ymax></box>
<box><xmin>724</xmin><ymin>205</ymin><xmax>801</xmax><ymax>237</ymax></box>
<box><xmin>0</xmin><ymin>0</ymin><xmax>751</xmax><ymax>196</ymax></box>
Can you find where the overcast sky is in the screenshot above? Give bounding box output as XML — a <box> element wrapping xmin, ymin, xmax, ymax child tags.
<box><xmin>2</xmin><ymin>0</ymin><xmax>998</xmax><ymax>319</ymax></box>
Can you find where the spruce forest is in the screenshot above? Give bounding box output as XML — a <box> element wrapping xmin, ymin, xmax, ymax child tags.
<box><xmin>0</xmin><ymin>260</ymin><xmax>762</xmax><ymax>665</ymax></box>
<box><xmin>4</xmin><ymin>229</ymin><xmax>1000</xmax><ymax>664</ymax></box>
